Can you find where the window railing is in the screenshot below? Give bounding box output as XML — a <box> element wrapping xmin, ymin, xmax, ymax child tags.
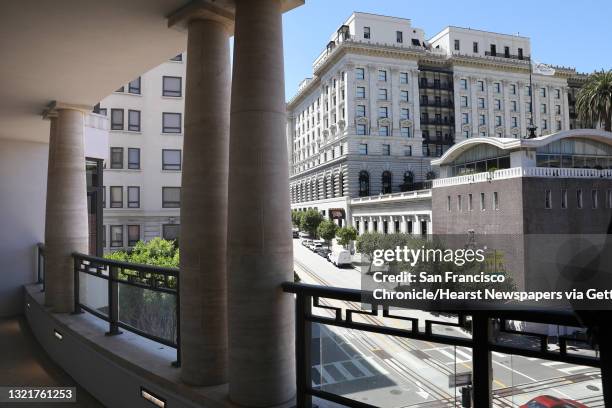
<box><xmin>283</xmin><ymin>281</ymin><xmax>606</xmax><ymax>408</ymax></box>
<box><xmin>72</xmin><ymin>252</ymin><xmax>181</xmax><ymax>367</ymax></box>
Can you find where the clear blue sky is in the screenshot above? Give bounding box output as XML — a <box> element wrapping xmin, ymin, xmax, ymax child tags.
<box><xmin>281</xmin><ymin>0</ymin><xmax>612</xmax><ymax>100</ymax></box>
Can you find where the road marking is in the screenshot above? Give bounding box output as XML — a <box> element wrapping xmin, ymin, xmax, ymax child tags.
<box><xmin>364</xmin><ymin>356</ymin><xmax>389</xmax><ymax>375</ymax></box>
<box><xmin>559</xmin><ymin>365</ymin><xmax>590</xmax><ymax>374</ymax></box>
<box><xmin>491</xmin><ymin>360</ymin><xmax>538</xmax><ymax>382</ymax></box>
<box><xmin>542</xmin><ymin>361</ymin><xmax>565</xmax><ymax>367</ymax></box>
<box><xmin>492</xmin><ymin>351</ymin><xmax>507</xmax><ymax>358</ymax></box>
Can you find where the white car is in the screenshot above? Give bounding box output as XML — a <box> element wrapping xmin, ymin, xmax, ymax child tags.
<box><xmin>330</xmin><ymin>249</ymin><xmax>351</xmax><ymax>267</ymax></box>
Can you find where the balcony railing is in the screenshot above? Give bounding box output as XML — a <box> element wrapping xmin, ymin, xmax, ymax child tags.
<box><xmin>419</xmin><ymin>82</ymin><xmax>453</xmax><ymax>91</ymax></box>
<box><xmin>420</xmin><ymin>100</ymin><xmax>454</xmax><ymax>108</ymax></box>
<box><xmin>282</xmin><ymin>282</ymin><xmax>604</xmax><ymax>408</ymax></box>
<box><xmin>433</xmin><ymin>167</ymin><xmax>612</xmax><ymax>188</ymax></box>
<box><xmin>72</xmin><ymin>252</ymin><xmax>181</xmax><ymax>366</ymax></box>
<box><xmin>420</xmin><ymin>118</ymin><xmax>454</xmax><ymax>126</ymax></box>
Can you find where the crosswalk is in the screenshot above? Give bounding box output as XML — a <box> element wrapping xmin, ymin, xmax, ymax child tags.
<box><xmin>311</xmin><ymin>357</ymin><xmax>377</xmax><ymax>386</ymax></box>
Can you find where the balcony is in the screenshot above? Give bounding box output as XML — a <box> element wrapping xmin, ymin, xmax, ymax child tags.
<box><xmin>419</xmin><ymin>82</ymin><xmax>454</xmax><ymax>91</ymax></box>
<box><xmin>28</xmin><ymin>243</ymin><xmax>611</xmax><ymax>408</ymax></box>
<box><xmin>484</xmin><ymin>51</ymin><xmax>531</xmax><ymax>61</ymax></box>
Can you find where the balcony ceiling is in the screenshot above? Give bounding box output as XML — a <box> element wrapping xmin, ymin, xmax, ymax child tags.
<box><xmin>0</xmin><ymin>0</ymin><xmax>191</xmax><ymax>143</ymax></box>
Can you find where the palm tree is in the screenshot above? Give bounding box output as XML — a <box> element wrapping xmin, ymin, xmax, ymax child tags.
<box><xmin>576</xmin><ymin>70</ymin><xmax>612</xmax><ymax>131</ymax></box>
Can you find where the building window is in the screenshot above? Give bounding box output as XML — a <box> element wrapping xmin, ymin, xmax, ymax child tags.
<box><xmin>162</xmin><ymin>112</ymin><xmax>182</xmax><ymax>133</ymax></box>
<box><xmin>447</xmin><ymin>196</ymin><xmax>451</xmax><ymax>211</ymax></box>
<box><xmin>356</xmin><ymin>67</ymin><xmax>365</xmax><ymax>80</ymax></box>
<box><xmin>495</xmin><ymin>99</ymin><xmax>501</xmax><ymax>110</ymax></box>
<box><xmin>110</xmin><ymin>147</ymin><xmax>123</xmax><ymax>169</ymax></box>
<box><xmin>378</xmin><ymin>106</ymin><xmax>388</xmax><ymax>118</ymax></box>
<box><xmin>480</xmin><ymin>192</ymin><xmax>485</xmax><ymax>210</ymax></box>
<box><xmin>526</xmin><ymin>102</ymin><xmax>532</xmax><ymax>113</ymax></box>
<box><xmin>162</xmin><ymin>149</ymin><xmax>181</xmax><ymax>170</ymax></box>
<box><xmin>511</xmin><ymin>100</ymin><xmax>518</xmax><ymax>112</ymax></box>
<box><xmin>608</xmin><ymin>190</ymin><xmax>612</xmax><ymax>208</ymax></box>
<box><xmin>128</xmin><ymin>148</ymin><xmax>140</xmax><ymax>169</ymax></box>
<box><xmin>170</xmin><ymin>54</ymin><xmax>182</xmax><ymax>61</ymax></box>
<box><xmin>127</xmin><ymin>186</ymin><xmax>140</xmax><ymax>208</ymax></box>
<box><xmin>382</xmin><ymin>171</ymin><xmax>392</xmax><ymax>193</ymax></box>
<box><xmin>592</xmin><ymin>190</ymin><xmax>599</xmax><ymax>209</ymax></box>
<box><xmin>163</xmin><ymin>76</ymin><xmax>182</xmax><ymax>97</ymax></box>
<box><xmin>128</xmin><ymin>77</ymin><xmax>141</xmax><ymax>94</ymax></box>
<box><xmin>518</xmin><ymin>48</ymin><xmax>523</xmax><ymax>59</ymax></box>
<box><xmin>457</xmin><ymin>195</ymin><xmax>462</xmax><ymax>211</ymax></box>
<box><xmin>127</xmin><ymin>225</ymin><xmax>140</xmax><ymax>247</ymax></box>
<box><xmin>494</xmin><ymin>82</ymin><xmax>501</xmax><ymax>93</ymax></box>
<box><xmin>359</xmin><ymin>171</ymin><xmax>369</xmax><ymax>196</ymax></box>
<box><xmin>357</xmin><ymin>124</ymin><xmax>367</xmax><ymax>135</ymax></box>
<box><xmin>111</xmin><ymin>109</ymin><xmax>124</xmax><ymax>130</ymax></box>
<box><xmin>541</xmin><ymin>103</ymin><xmax>547</xmax><ymax>114</ymax></box>
<box><xmin>396</xmin><ymin>31</ymin><xmax>403</xmax><ymax>43</ymax></box>
<box><xmin>492</xmin><ymin>192</ymin><xmax>499</xmax><ymax>210</ymax></box>
<box><xmin>561</xmin><ymin>189</ymin><xmax>568</xmax><ymax>209</ymax></box>
<box><xmin>400</xmin><ymin>127</ymin><xmax>411</xmax><ymax>138</ymax></box>
<box><xmin>110</xmin><ymin>186</ymin><xmax>123</xmax><ymax>208</ymax></box>
<box><xmin>462</xmin><ymin>113</ymin><xmax>469</xmax><ymax>124</ymax></box>
<box><xmin>511</xmin><ymin>84</ymin><xmax>517</xmax><ymax>95</ymax></box>
<box><xmin>555</xmin><ymin>89</ymin><xmax>561</xmax><ymax>99</ymax></box>
<box><xmin>400</xmin><ymin>72</ymin><xmax>408</xmax><ymax>84</ymax></box>
<box><xmin>358</xmin><ymin>143</ymin><xmax>368</xmax><ymax>155</ymax></box>
<box><xmin>363</xmin><ymin>27</ymin><xmax>370</xmax><ymax>39</ymax></box>
<box><xmin>382</xmin><ymin>144</ymin><xmax>390</xmax><ymax>156</ymax></box>
<box><xmin>555</xmin><ymin>105</ymin><xmax>561</xmax><ymax>115</ymax></box>
<box><xmin>542</xmin><ymin>119</ymin><xmax>548</xmax><ymax>130</ymax></box>
<box><xmin>577</xmin><ymin>189</ymin><xmax>583</xmax><ymax>209</ymax></box>
<box><xmin>379</xmin><ymin>126</ymin><xmax>389</xmax><ymax>136</ymax></box>
<box><xmin>378</xmin><ymin>70</ymin><xmax>387</xmax><ymax>82</ymax></box>
<box><xmin>463</xmin><ymin>130</ymin><xmax>470</xmax><ymax>139</ymax></box>
<box><xmin>99</xmin><ymin>108</ymin><xmax>107</xmax><ymax>116</ymax></box>
<box><xmin>495</xmin><ymin>116</ymin><xmax>502</xmax><ymax>126</ymax></box>
<box><xmin>378</xmin><ymin>88</ymin><xmax>388</xmax><ymax>100</ymax></box>
<box><xmin>478</xmin><ymin>98</ymin><xmax>485</xmax><ymax>109</ymax></box>
<box><xmin>478</xmin><ymin>81</ymin><xmax>484</xmax><ymax>91</ymax></box>
<box><xmin>162</xmin><ymin>187</ymin><xmax>181</xmax><ymax>208</ymax></box>
<box><xmin>468</xmin><ymin>194</ymin><xmax>473</xmax><ymax>211</ymax></box>
<box><xmin>400</xmin><ymin>108</ymin><xmax>410</xmax><ymax>120</ymax></box>
<box><xmin>479</xmin><ymin>114</ymin><xmax>486</xmax><ymax>125</ymax></box>
<box><xmin>356</xmin><ymin>105</ymin><xmax>366</xmax><ymax>117</ymax></box>
<box><xmin>400</xmin><ymin>90</ymin><xmax>409</xmax><ymax>102</ymax></box>
<box><xmin>110</xmin><ymin>225</ymin><xmax>123</xmax><ymax>247</ymax></box>
<box><xmin>556</xmin><ymin>120</ymin><xmax>562</xmax><ymax>131</ymax></box>
<box><xmin>460</xmin><ymin>78</ymin><xmax>467</xmax><ymax>89</ymax></box>
<box><xmin>404</xmin><ymin>146</ymin><xmax>412</xmax><ymax>156</ymax></box>
<box><xmin>461</xmin><ymin>96</ymin><xmax>468</xmax><ymax>107</ymax></box>
<box><xmin>512</xmin><ymin>117</ymin><xmax>518</xmax><ymax>127</ymax></box>
<box><xmin>454</xmin><ymin>39</ymin><xmax>460</xmax><ymax>51</ymax></box>
<box><xmin>162</xmin><ymin>224</ymin><xmax>180</xmax><ymax>243</ymax></box>
<box><xmin>128</xmin><ymin>109</ymin><xmax>141</xmax><ymax>131</ymax></box>
<box><xmin>545</xmin><ymin>190</ymin><xmax>552</xmax><ymax>208</ymax></box>
<box><xmin>356</xmin><ymin>86</ymin><xmax>366</xmax><ymax>98</ymax></box>
<box><xmin>490</xmin><ymin>44</ymin><xmax>496</xmax><ymax>55</ymax></box>
<box><xmin>540</xmin><ymin>87</ymin><xmax>546</xmax><ymax>97</ymax></box>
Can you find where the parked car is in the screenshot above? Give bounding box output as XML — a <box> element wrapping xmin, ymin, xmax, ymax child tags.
<box><xmin>520</xmin><ymin>395</ymin><xmax>588</xmax><ymax>408</ymax></box>
<box><xmin>298</xmin><ymin>232</ymin><xmax>310</xmax><ymax>239</ymax></box>
<box><xmin>301</xmin><ymin>239</ymin><xmax>313</xmax><ymax>248</ymax></box>
<box><xmin>309</xmin><ymin>242</ymin><xmax>323</xmax><ymax>251</ymax></box>
<box><xmin>315</xmin><ymin>248</ymin><xmax>331</xmax><ymax>258</ymax></box>
<box><xmin>292</xmin><ymin>229</ymin><xmax>300</xmax><ymax>238</ymax></box>
<box><xmin>330</xmin><ymin>249</ymin><xmax>351</xmax><ymax>267</ymax></box>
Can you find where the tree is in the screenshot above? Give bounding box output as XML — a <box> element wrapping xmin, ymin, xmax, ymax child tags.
<box><xmin>336</xmin><ymin>226</ymin><xmax>358</xmax><ymax>248</ymax></box>
<box><xmin>291</xmin><ymin>210</ymin><xmax>304</xmax><ymax>228</ymax></box>
<box><xmin>317</xmin><ymin>220</ymin><xmax>338</xmax><ymax>244</ymax></box>
<box><xmin>300</xmin><ymin>209</ymin><xmax>323</xmax><ymax>237</ymax></box>
<box><xmin>576</xmin><ymin>70</ymin><xmax>612</xmax><ymax>131</ymax></box>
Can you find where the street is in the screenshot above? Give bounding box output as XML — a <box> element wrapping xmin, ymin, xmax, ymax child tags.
<box><xmin>293</xmin><ymin>239</ymin><xmax>604</xmax><ymax>407</ymax></box>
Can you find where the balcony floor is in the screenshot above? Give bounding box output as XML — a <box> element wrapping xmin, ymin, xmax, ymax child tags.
<box><xmin>0</xmin><ymin>316</ymin><xmax>104</xmax><ymax>407</ymax></box>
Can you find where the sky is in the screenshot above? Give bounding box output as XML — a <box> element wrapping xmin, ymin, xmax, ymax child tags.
<box><xmin>281</xmin><ymin>0</ymin><xmax>612</xmax><ymax>100</ymax></box>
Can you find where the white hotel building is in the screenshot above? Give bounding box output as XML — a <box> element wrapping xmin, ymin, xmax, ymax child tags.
<box><xmin>288</xmin><ymin>12</ymin><xmax>580</xmax><ymax>233</ymax></box>
<box><xmin>98</xmin><ymin>54</ymin><xmax>186</xmax><ymax>251</ymax></box>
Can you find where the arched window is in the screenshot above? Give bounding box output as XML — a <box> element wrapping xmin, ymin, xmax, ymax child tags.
<box><xmin>359</xmin><ymin>171</ymin><xmax>370</xmax><ymax>197</ymax></box>
<box><xmin>382</xmin><ymin>171</ymin><xmax>392</xmax><ymax>194</ymax></box>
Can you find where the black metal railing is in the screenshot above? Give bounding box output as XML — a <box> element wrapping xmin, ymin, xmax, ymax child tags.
<box><xmin>420</xmin><ymin>100</ymin><xmax>454</xmax><ymax>108</ymax></box>
<box><xmin>418</xmin><ymin>82</ymin><xmax>453</xmax><ymax>91</ymax></box>
<box><xmin>37</xmin><ymin>243</ymin><xmax>45</xmax><ymax>291</ymax></box>
<box><xmin>484</xmin><ymin>51</ymin><xmax>530</xmax><ymax>61</ymax></box>
<box><xmin>283</xmin><ymin>281</ymin><xmax>608</xmax><ymax>408</ymax></box>
<box><xmin>73</xmin><ymin>252</ymin><xmax>181</xmax><ymax>367</ymax></box>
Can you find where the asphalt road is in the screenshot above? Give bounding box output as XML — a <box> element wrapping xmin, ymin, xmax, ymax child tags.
<box><xmin>293</xmin><ymin>239</ymin><xmax>604</xmax><ymax>408</ymax></box>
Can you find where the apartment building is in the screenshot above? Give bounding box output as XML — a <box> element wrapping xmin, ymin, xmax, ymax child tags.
<box><xmin>97</xmin><ymin>53</ymin><xmax>186</xmax><ymax>252</ymax></box>
<box><xmin>288</xmin><ymin>12</ymin><xmax>580</xmax><ymax>231</ymax></box>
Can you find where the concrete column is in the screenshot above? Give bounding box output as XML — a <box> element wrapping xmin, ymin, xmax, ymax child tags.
<box><xmin>413</xmin><ymin>215</ymin><xmax>421</xmax><ymax>236</ymax></box>
<box><xmin>378</xmin><ymin>216</ymin><xmax>384</xmax><ymax>233</ymax></box>
<box><xmin>227</xmin><ymin>0</ymin><xmax>294</xmax><ymax>405</ymax></box>
<box><xmin>368</xmin><ymin>216</ymin><xmax>374</xmax><ymax>233</ymax></box>
<box><xmin>44</xmin><ymin>106</ymin><xmax>89</xmax><ymax>313</ymax></box>
<box><xmin>179</xmin><ymin>17</ymin><xmax>231</xmax><ymax>386</ymax></box>
<box><xmin>359</xmin><ymin>216</ymin><xmax>365</xmax><ymax>235</ymax></box>
<box><xmin>389</xmin><ymin>217</ymin><xmax>396</xmax><ymax>234</ymax></box>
